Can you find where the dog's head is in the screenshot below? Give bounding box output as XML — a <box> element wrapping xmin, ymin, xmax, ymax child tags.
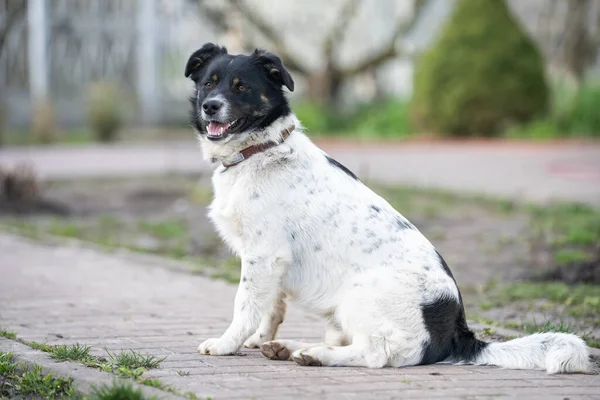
<box><xmin>185</xmin><ymin>43</ymin><xmax>294</xmax><ymax>142</ymax></box>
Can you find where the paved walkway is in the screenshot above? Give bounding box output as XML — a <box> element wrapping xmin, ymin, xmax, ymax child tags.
<box><xmin>1</xmin><ymin>139</ymin><xmax>599</xmax><ymax>205</ymax></box>
<box><xmin>1</xmin><ymin>234</ymin><xmax>599</xmax><ymax>399</ymax></box>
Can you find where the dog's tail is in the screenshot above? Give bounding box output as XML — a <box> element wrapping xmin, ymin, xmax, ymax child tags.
<box><xmin>463</xmin><ymin>332</ymin><xmax>590</xmax><ymax>374</ymax></box>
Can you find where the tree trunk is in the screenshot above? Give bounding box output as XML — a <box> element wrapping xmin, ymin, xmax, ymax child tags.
<box><xmin>560</xmin><ymin>0</ymin><xmax>593</xmax><ymax>86</ymax></box>
<box><xmin>305</xmin><ymin>67</ymin><xmax>343</xmax><ymax>107</ymax></box>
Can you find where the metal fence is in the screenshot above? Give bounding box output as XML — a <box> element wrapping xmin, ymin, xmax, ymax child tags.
<box><xmin>1</xmin><ymin>0</ymin><xmax>214</xmax><ymax>128</ymax></box>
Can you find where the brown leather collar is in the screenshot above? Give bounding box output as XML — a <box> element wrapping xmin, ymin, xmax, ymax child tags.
<box><xmin>222</xmin><ymin>125</ymin><xmax>295</xmax><ymax>169</ymax></box>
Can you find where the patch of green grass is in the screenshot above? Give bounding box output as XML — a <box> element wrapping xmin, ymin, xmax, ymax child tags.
<box><xmin>47</xmin><ymin>218</ymin><xmax>83</xmax><ymax>238</ymax></box>
<box><xmin>0</xmin><ymin>328</ymin><xmax>17</xmax><ymax>340</ymax></box>
<box><xmin>488</xmin><ymin>282</ymin><xmax>600</xmax><ymax>317</ymax></box>
<box><xmin>529</xmin><ymin>202</ymin><xmax>600</xmax><ymax>265</ymax></box>
<box><xmin>0</xmin><ymin>352</ymin><xmax>17</xmax><ymax>375</ymax></box>
<box><xmin>503</xmin><ymin>319</ymin><xmax>600</xmax><ymax>348</ymax></box>
<box><xmin>4</xmin><ymin>128</ymin><xmax>95</xmax><ymax>146</ymax></box>
<box><xmin>138</xmin><ymin>378</ymin><xmax>166</xmax><ymax>389</ymax></box>
<box><xmin>208</xmin><ymin>257</ymin><xmax>241</xmax><ymax>284</ymax></box>
<box><xmin>105</xmin><ymin>349</ymin><xmax>165</xmax><ymax>370</ymax></box>
<box><xmin>49</xmin><ymin>343</ymin><xmax>93</xmax><ymax>363</ymax></box>
<box><xmin>138</xmin><ymin>220</ymin><xmax>187</xmax><ymax>240</ymax></box>
<box><xmin>0</xmin><ymin>352</ymin><xmax>77</xmax><ymax>400</ymax></box>
<box><xmin>553</xmin><ymin>249</ymin><xmax>589</xmax><ymax>264</ymax></box>
<box><xmin>520</xmin><ymin>319</ymin><xmax>575</xmax><ymax>335</ymax></box>
<box><xmin>587</xmin><ymin>339</ymin><xmax>600</xmax><ymax>349</ymax></box>
<box><xmin>23</xmin><ymin>340</ymin><xmax>55</xmax><ymax>353</ymax></box>
<box><xmin>91</xmin><ymin>381</ymin><xmax>156</xmax><ymax>400</ymax></box>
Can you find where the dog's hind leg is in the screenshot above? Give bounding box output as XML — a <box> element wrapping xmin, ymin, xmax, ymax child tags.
<box><xmin>244</xmin><ymin>292</ymin><xmax>287</xmax><ymax>348</ymax></box>
<box><xmin>291</xmin><ymin>335</ymin><xmax>387</xmax><ymax>368</ymax></box>
<box><xmin>261</xmin><ymin>339</ymin><xmax>324</xmax><ymax>361</ymax></box>
<box><xmin>261</xmin><ymin>321</ymin><xmax>347</xmax><ymax>360</ymax></box>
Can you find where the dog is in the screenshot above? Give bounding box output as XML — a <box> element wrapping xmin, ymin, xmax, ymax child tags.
<box><xmin>185</xmin><ymin>43</ymin><xmax>590</xmax><ymax>373</ymax></box>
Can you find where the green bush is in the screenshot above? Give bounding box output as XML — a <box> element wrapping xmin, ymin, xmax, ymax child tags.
<box><xmin>293</xmin><ymin>102</ymin><xmax>336</xmax><ymax>134</ymax></box>
<box><xmin>87</xmin><ymin>82</ymin><xmax>123</xmax><ymax>142</ymax></box>
<box><xmin>294</xmin><ymin>99</ymin><xmax>414</xmax><ymax>138</ymax></box>
<box><xmin>505</xmin><ymin>80</ymin><xmax>600</xmax><ymax>139</ymax></box>
<box><xmin>351</xmin><ymin>99</ymin><xmax>413</xmax><ymax>138</ymax></box>
<box><xmin>411</xmin><ymin>0</ymin><xmax>549</xmax><ymax>136</ymax></box>
<box><xmin>504</xmin><ymin>118</ymin><xmax>560</xmax><ymax>139</ymax></box>
<box><xmin>561</xmin><ymin>83</ymin><xmax>600</xmax><ymax>136</ymax></box>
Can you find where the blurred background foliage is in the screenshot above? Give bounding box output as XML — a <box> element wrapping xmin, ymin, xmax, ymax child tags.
<box><xmin>1</xmin><ymin>0</ymin><xmax>600</xmax><ymax>144</ymax></box>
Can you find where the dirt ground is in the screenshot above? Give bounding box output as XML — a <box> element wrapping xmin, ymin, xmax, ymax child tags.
<box><xmin>1</xmin><ymin>173</ymin><xmax>598</xmax><ymax>346</ymax></box>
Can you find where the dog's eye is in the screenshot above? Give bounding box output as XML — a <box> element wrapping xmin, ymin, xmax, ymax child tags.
<box><xmin>238</xmin><ymin>85</ymin><xmax>247</xmax><ymax>92</ymax></box>
<box><xmin>204</xmin><ymin>82</ymin><xmax>212</xmax><ymax>89</ymax></box>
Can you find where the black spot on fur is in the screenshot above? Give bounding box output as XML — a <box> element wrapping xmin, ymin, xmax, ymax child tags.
<box><xmin>396</xmin><ymin>217</ymin><xmax>412</xmax><ymax>230</ymax></box>
<box><xmin>419</xmin><ymin>295</ymin><xmax>488</xmax><ymax>365</ymax></box>
<box><xmin>290</xmin><ymin>232</ymin><xmax>296</xmax><ymax>241</ymax></box>
<box><xmin>325</xmin><ymin>156</ymin><xmax>359</xmax><ymax>181</ymax></box>
<box><xmin>369</xmin><ymin>205</ymin><xmax>381</xmax><ymax>213</ymax></box>
<box><xmin>242</xmin><ymin>276</ymin><xmax>247</xmax><ymax>282</ymax></box>
<box><xmin>436</xmin><ymin>250</ymin><xmax>457</xmax><ymax>282</ymax></box>
<box><xmin>251</xmin><ymin>192</ymin><xmax>260</xmax><ymax>200</ymax></box>
<box><xmin>314</xmin><ymin>244</ymin><xmax>322</xmax><ymax>252</ymax></box>
<box><xmin>248</xmin><ymin>260</ymin><xmax>256</xmax><ymax>265</ymax></box>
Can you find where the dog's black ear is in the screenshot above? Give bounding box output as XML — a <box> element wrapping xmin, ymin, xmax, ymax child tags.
<box><xmin>184</xmin><ymin>43</ymin><xmax>227</xmax><ymax>79</ymax></box>
<box><xmin>252</xmin><ymin>49</ymin><xmax>294</xmax><ymax>92</ymax></box>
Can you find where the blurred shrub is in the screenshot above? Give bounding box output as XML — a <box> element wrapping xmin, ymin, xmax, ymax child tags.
<box><xmin>505</xmin><ymin>119</ymin><xmax>560</xmax><ymax>140</ymax></box>
<box><xmin>411</xmin><ymin>0</ymin><xmax>549</xmax><ymax>136</ymax></box>
<box><xmin>352</xmin><ymin>99</ymin><xmax>413</xmax><ymax>138</ymax></box>
<box><xmin>87</xmin><ymin>81</ymin><xmax>123</xmax><ymax>142</ymax></box>
<box><xmin>505</xmin><ymin>80</ymin><xmax>600</xmax><ymax>138</ymax></box>
<box><xmin>31</xmin><ymin>100</ymin><xmax>59</xmax><ymax>144</ymax></box>
<box><xmin>294</xmin><ymin>99</ymin><xmax>414</xmax><ymax>138</ymax></box>
<box><xmin>294</xmin><ymin>102</ymin><xmax>337</xmax><ymax>134</ymax></box>
<box><xmin>561</xmin><ymin>83</ymin><xmax>600</xmax><ymax>136</ymax></box>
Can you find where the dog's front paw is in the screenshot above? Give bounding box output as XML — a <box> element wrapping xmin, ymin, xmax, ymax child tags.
<box><xmin>197</xmin><ymin>338</ymin><xmax>238</xmax><ymax>355</ymax></box>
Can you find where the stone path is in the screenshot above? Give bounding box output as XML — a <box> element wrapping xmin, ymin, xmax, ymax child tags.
<box><xmin>1</xmin><ymin>234</ymin><xmax>599</xmax><ymax>399</ymax></box>
<box><xmin>1</xmin><ymin>139</ymin><xmax>599</xmax><ymax>206</ymax></box>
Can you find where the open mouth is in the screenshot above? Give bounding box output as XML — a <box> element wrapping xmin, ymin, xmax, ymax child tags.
<box><xmin>205</xmin><ymin>118</ymin><xmax>244</xmax><ymax>141</ymax></box>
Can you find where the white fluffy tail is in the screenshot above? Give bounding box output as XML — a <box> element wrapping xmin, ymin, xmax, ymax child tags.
<box><xmin>473</xmin><ymin>333</ymin><xmax>590</xmax><ymax>374</ymax></box>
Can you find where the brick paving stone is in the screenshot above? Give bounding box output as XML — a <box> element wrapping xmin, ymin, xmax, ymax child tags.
<box><xmin>1</xmin><ymin>233</ymin><xmax>599</xmax><ymax>399</ymax></box>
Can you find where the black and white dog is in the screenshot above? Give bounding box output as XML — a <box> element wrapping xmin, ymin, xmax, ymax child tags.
<box><xmin>185</xmin><ymin>43</ymin><xmax>589</xmax><ymax>373</ymax></box>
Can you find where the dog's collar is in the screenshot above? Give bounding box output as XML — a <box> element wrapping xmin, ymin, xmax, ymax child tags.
<box><xmin>222</xmin><ymin>125</ymin><xmax>295</xmax><ymax>169</ymax></box>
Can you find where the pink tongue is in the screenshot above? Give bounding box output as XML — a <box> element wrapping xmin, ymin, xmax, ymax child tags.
<box><xmin>207</xmin><ymin>121</ymin><xmax>227</xmax><ymax>136</ymax></box>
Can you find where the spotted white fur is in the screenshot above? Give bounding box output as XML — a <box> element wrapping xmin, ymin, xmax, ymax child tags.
<box><xmin>196</xmin><ymin>112</ymin><xmax>590</xmax><ymax>374</ymax></box>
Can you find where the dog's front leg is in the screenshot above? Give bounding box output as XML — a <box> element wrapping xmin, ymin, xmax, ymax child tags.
<box><xmin>198</xmin><ymin>255</ymin><xmax>287</xmax><ymax>356</ymax></box>
<box><xmin>244</xmin><ymin>292</ymin><xmax>286</xmax><ymax>348</ymax></box>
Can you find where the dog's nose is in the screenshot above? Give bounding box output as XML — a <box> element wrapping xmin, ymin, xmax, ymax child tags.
<box><xmin>202</xmin><ymin>99</ymin><xmax>223</xmax><ymax>116</ymax></box>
